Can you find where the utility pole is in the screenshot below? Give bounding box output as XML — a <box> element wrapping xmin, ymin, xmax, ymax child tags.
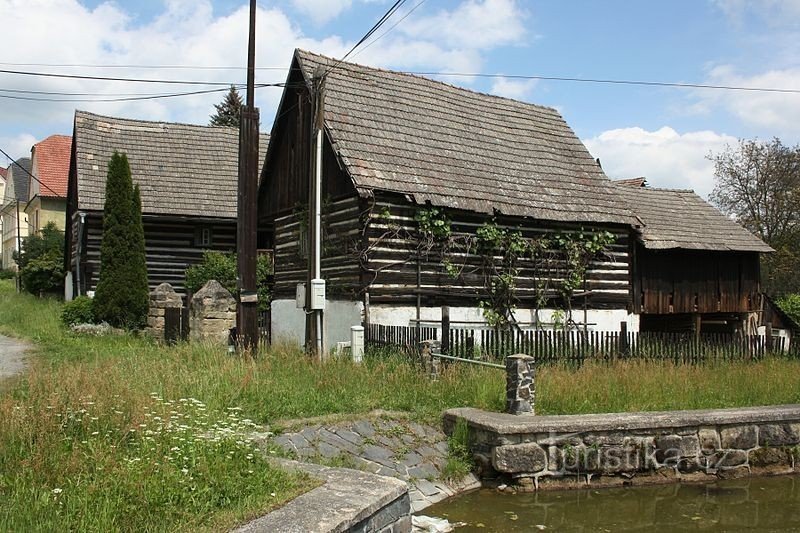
<box><xmin>236</xmin><ymin>0</ymin><xmax>260</xmax><ymax>352</ymax></box>
<box><xmin>305</xmin><ymin>67</ymin><xmax>326</xmax><ymax>357</ymax></box>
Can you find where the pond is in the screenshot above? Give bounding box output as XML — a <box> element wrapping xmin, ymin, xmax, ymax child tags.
<box><xmin>424</xmin><ymin>475</ymin><xmax>800</xmax><ymax>531</ymax></box>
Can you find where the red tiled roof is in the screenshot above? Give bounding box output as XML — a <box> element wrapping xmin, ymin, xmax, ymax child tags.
<box><xmin>0</xmin><ymin>166</ymin><xmax>7</xmax><ymax>179</ymax></box>
<box><xmin>33</xmin><ymin>134</ymin><xmax>71</xmax><ymax>198</ymax></box>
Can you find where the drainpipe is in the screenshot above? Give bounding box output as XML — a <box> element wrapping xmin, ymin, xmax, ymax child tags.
<box><xmin>75</xmin><ymin>212</ymin><xmax>85</xmax><ymax>296</ymax></box>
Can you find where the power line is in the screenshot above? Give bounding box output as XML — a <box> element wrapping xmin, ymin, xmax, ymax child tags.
<box><xmin>0</xmin><ymin>68</ymin><xmax>243</xmax><ymax>86</ymax></box>
<box><xmin>325</xmin><ymin>0</ymin><xmax>409</xmax><ymax>78</ymax></box>
<box><xmin>0</xmin><ymin>62</ymin><xmax>290</xmax><ymax>71</ymax></box>
<box><xmin>2</xmin><ymin>62</ymin><xmax>799</xmax><ymax>94</ymax></box>
<box><xmin>0</xmin><ymin>82</ymin><xmax>291</xmax><ymax>103</ymax></box>
<box><xmin>350</xmin><ymin>0</ymin><xmax>429</xmax><ymax>60</ymax></box>
<box><xmin>0</xmin><ymin>147</ymin><xmax>64</xmax><ymax>198</ymax></box>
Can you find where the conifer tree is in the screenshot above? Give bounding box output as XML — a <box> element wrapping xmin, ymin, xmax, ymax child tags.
<box><xmin>93</xmin><ymin>152</ymin><xmax>149</xmax><ymax>328</ymax></box>
<box><xmin>209</xmin><ymin>85</ymin><xmax>243</xmax><ymax>127</ymax></box>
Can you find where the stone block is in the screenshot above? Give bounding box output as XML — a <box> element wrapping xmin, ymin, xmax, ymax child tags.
<box><xmin>493</xmin><ymin>442</ymin><xmax>547</xmax><ymax>474</ymax></box>
<box><xmin>720</xmin><ymin>426</ymin><xmax>757</xmax><ymax>450</ymax></box>
<box><xmin>716</xmin><ymin>465</ymin><xmax>750</xmax><ymax>480</ymax></box>
<box><xmin>748</xmin><ymin>447</ymin><xmax>792</xmax><ymax>467</ymax></box>
<box><xmin>698</xmin><ymin>427</ymin><xmax>720</xmax><ymax>454</ymax></box>
<box><xmin>655</xmin><ymin>435</ymin><xmax>699</xmax><ymax>464</ymax></box>
<box><xmin>703</xmin><ymin>449</ymin><xmax>748</xmax><ymax>468</ymax></box>
<box><xmin>583</xmin><ymin>432</ymin><xmax>625</xmax><ymax>446</ymax></box>
<box><xmin>598</xmin><ymin>445</ymin><xmax>641</xmax><ymax>474</ymax></box>
<box><xmin>758</xmin><ymin>424</ymin><xmax>800</xmax><ymax>447</ymax></box>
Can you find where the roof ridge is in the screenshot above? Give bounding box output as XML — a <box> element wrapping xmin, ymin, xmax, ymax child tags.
<box><xmin>294</xmin><ymin>48</ymin><xmax>561</xmax><ymax>115</ymax></box>
<box><xmin>74</xmin><ymin>109</ymin><xmax>242</xmax><ymax>133</ymax></box>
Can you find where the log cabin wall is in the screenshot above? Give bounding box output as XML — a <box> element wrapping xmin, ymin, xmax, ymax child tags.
<box><xmin>634</xmin><ymin>246</ymin><xmax>761</xmax><ymax>314</ymax></box>
<box><xmin>272</xmin><ymin>195</ymin><xmax>362</xmax><ymax>300</ymax></box>
<box><xmin>74</xmin><ymin>212</ymin><xmax>236</xmax><ymax>294</ymax></box>
<box><xmin>362</xmin><ymin>192</ymin><xmax>632</xmax><ymax>309</ymax></box>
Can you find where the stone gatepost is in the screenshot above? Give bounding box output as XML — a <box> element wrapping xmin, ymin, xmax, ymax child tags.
<box><xmin>190</xmin><ymin>280</ymin><xmax>237</xmax><ymax>343</ymax></box>
<box><xmin>506</xmin><ymin>354</ymin><xmax>536</xmax><ymax>415</ymax></box>
<box><xmin>146</xmin><ymin>283</ymin><xmax>183</xmax><ymax>341</ymax></box>
<box><xmin>420</xmin><ymin>339</ymin><xmax>442</xmax><ymax>380</ymax></box>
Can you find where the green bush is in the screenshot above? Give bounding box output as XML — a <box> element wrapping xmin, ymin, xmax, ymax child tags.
<box><xmin>13</xmin><ymin>221</ymin><xmax>64</xmax><ymax>295</ymax></box>
<box><xmin>93</xmin><ymin>152</ymin><xmax>149</xmax><ymax>329</ymax></box>
<box><xmin>0</xmin><ymin>269</ymin><xmax>15</xmax><ymax>280</ymax></box>
<box><xmin>777</xmin><ymin>294</ymin><xmax>800</xmax><ymax>326</ymax></box>
<box><xmin>61</xmin><ymin>296</ymin><xmax>96</xmax><ymax>326</ymax></box>
<box><xmin>185</xmin><ymin>251</ymin><xmax>272</xmax><ymax>311</ymax></box>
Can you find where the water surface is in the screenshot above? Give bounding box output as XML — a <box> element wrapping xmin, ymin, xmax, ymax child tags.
<box><xmin>425</xmin><ymin>475</ymin><xmax>800</xmax><ymax>531</ymax></box>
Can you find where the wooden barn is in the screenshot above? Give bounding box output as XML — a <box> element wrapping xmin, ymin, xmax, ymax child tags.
<box><xmin>258</xmin><ymin>50</ymin><xmax>642</xmax><ymax>349</ymax></box>
<box><xmin>613</xmin><ymin>178</ymin><xmax>773</xmax><ymax>334</ymax></box>
<box><xmin>65</xmin><ymin>111</ymin><xmax>269</xmax><ymax>296</ymax></box>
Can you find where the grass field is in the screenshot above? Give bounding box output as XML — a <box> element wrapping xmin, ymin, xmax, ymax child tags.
<box><xmin>2</xmin><ymin>279</ymin><xmax>800</xmax><ymax>530</ymax></box>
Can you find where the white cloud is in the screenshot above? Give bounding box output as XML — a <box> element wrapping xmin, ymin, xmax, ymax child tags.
<box><xmin>712</xmin><ymin>0</ymin><xmax>800</xmax><ymax>25</ymax></box>
<box><xmin>291</xmin><ymin>0</ymin><xmax>353</xmax><ymax>25</ymax></box>
<box><xmin>401</xmin><ymin>0</ymin><xmax>528</xmax><ymax>49</ymax></box>
<box><xmin>583</xmin><ymin>126</ymin><xmax>738</xmax><ymax>198</ymax></box>
<box><xmin>489</xmin><ymin>77</ymin><xmax>538</xmax><ymax>100</ymax></box>
<box><xmin>0</xmin><ymin>0</ymin><xmax>348</xmax><ymax>131</ymax></box>
<box><xmin>690</xmin><ymin>66</ymin><xmax>800</xmax><ymax>136</ymax></box>
<box><xmin>0</xmin><ymin>134</ymin><xmax>37</xmax><ymax>164</ymax></box>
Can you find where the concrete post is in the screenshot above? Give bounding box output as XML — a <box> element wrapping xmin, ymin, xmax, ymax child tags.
<box><xmin>351</xmin><ymin>325</ymin><xmax>364</xmax><ymax>363</ymax></box>
<box><xmin>506</xmin><ymin>354</ymin><xmax>536</xmax><ymax>415</ymax></box>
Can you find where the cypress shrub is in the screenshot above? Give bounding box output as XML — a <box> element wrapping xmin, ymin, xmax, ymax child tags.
<box><xmin>93</xmin><ymin>152</ymin><xmax>149</xmax><ymax>328</ymax></box>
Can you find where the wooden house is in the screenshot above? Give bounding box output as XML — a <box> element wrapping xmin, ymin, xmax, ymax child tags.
<box><xmin>613</xmin><ymin>178</ymin><xmax>773</xmax><ymax>334</ymax></box>
<box><xmin>258</xmin><ymin>50</ymin><xmax>642</xmax><ymax>348</ymax></box>
<box><xmin>65</xmin><ymin>111</ymin><xmax>269</xmax><ymax>296</ymax></box>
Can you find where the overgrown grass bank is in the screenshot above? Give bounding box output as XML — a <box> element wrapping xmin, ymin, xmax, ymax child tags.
<box><xmin>3</xmin><ymin>280</ymin><xmax>800</xmax><ymax>529</ymax></box>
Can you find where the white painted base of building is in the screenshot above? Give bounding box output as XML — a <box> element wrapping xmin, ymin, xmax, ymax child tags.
<box><xmin>271</xmin><ymin>298</ymin><xmax>638</xmax><ymax>355</ymax></box>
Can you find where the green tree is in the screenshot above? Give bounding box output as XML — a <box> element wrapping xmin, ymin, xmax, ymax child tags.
<box><xmin>93</xmin><ymin>152</ymin><xmax>149</xmax><ymax>329</ymax></box>
<box><xmin>209</xmin><ymin>85</ymin><xmax>243</xmax><ymax>127</ymax></box>
<box><xmin>777</xmin><ymin>294</ymin><xmax>800</xmax><ymax>326</ymax></box>
<box><xmin>185</xmin><ymin>251</ymin><xmax>272</xmax><ymax>311</ymax></box>
<box><xmin>709</xmin><ymin>138</ymin><xmax>800</xmax><ymax>296</ymax></box>
<box><xmin>14</xmin><ymin>221</ymin><xmax>64</xmax><ymax>295</ymax></box>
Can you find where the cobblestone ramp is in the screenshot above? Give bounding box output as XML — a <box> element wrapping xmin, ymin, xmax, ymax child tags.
<box><xmin>268</xmin><ymin>415</ymin><xmax>479</xmax><ymax>512</ymax></box>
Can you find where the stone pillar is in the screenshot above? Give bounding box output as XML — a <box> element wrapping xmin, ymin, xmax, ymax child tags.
<box><xmin>146</xmin><ymin>283</ymin><xmax>183</xmax><ymax>341</ymax></box>
<box><xmin>190</xmin><ymin>280</ymin><xmax>237</xmax><ymax>344</ymax></box>
<box><xmin>420</xmin><ymin>339</ymin><xmax>441</xmax><ymax>380</ymax></box>
<box><xmin>506</xmin><ymin>354</ymin><xmax>535</xmax><ymax>415</ymax></box>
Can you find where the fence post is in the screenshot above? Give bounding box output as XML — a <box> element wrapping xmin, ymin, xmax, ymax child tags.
<box><xmin>441</xmin><ymin>306</ymin><xmax>450</xmax><ymax>355</ymax></box>
<box><xmin>765</xmin><ymin>323</ymin><xmax>774</xmax><ymax>352</ymax></box>
<box><xmin>618</xmin><ymin>321</ymin><xmax>629</xmax><ymax>357</ymax></box>
<box><xmin>506</xmin><ymin>354</ymin><xmax>536</xmax><ymax>415</ymax></box>
<box><xmin>351</xmin><ymin>325</ymin><xmax>364</xmax><ymax>363</ymax></box>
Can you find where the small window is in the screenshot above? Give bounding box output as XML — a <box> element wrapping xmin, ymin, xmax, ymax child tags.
<box><xmin>195</xmin><ymin>227</ymin><xmax>213</xmax><ymax>247</ymax></box>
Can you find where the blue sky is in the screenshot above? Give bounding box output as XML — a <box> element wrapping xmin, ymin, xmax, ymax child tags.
<box><xmin>2</xmin><ymin>0</ymin><xmax>800</xmax><ymax>197</ymax></box>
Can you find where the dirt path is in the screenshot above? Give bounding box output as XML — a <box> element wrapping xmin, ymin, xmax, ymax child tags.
<box><xmin>0</xmin><ymin>334</ymin><xmax>28</xmax><ymax>381</ymax></box>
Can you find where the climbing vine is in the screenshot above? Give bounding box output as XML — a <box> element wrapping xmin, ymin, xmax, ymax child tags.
<box><xmin>354</xmin><ymin>201</ymin><xmax>616</xmax><ymax>330</ymax></box>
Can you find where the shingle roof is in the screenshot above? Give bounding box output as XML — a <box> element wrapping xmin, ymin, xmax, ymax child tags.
<box><xmin>73</xmin><ymin>111</ymin><xmax>270</xmax><ymax>218</ymax></box>
<box><xmin>1</xmin><ymin>158</ymin><xmax>32</xmax><ymax>211</ymax></box>
<box><xmin>32</xmin><ymin>134</ymin><xmax>71</xmax><ymax>198</ymax></box>
<box><xmin>613</xmin><ymin>180</ymin><xmax>772</xmax><ymax>252</ymax></box>
<box><xmin>293</xmin><ymin>49</ymin><xmax>637</xmax><ymax>226</ymax></box>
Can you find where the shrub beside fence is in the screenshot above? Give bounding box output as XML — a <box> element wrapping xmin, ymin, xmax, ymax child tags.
<box><xmin>365</xmin><ymin>322</ymin><xmax>798</xmax><ymax>365</ymax></box>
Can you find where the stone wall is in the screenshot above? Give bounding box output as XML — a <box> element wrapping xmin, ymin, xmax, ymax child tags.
<box><xmin>145</xmin><ymin>283</ymin><xmax>183</xmax><ymax>340</ymax></box>
<box><xmin>189</xmin><ymin>280</ymin><xmax>236</xmax><ymax>343</ymax></box>
<box><xmin>233</xmin><ymin>459</ymin><xmax>410</xmax><ymax>533</ymax></box>
<box><xmin>444</xmin><ymin>405</ymin><xmax>800</xmax><ymax>491</ymax></box>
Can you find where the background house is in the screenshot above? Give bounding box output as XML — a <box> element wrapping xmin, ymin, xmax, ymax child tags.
<box><xmin>1</xmin><ymin>158</ymin><xmax>31</xmax><ymax>271</ymax></box>
<box><xmin>259</xmin><ymin>50</ymin><xmax>640</xmax><ymax>350</ymax></box>
<box><xmin>66</xmin><ymin>111</ymin><xmax>269</xmax><ymax>297</ymax></box>
<box><xmin>613</xmin><ymin>178</ymin><xmax>772</xmax><ymax>334</ymax></box>
<box><xmin>26</xmin><ymin>134</ymin><xmax>71</xmax><ymax>233</ymax></box>
<box><xmin>0</xmin><ymin>167</ymin><xmax>5</xmax><ymax>254</ymax></box>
